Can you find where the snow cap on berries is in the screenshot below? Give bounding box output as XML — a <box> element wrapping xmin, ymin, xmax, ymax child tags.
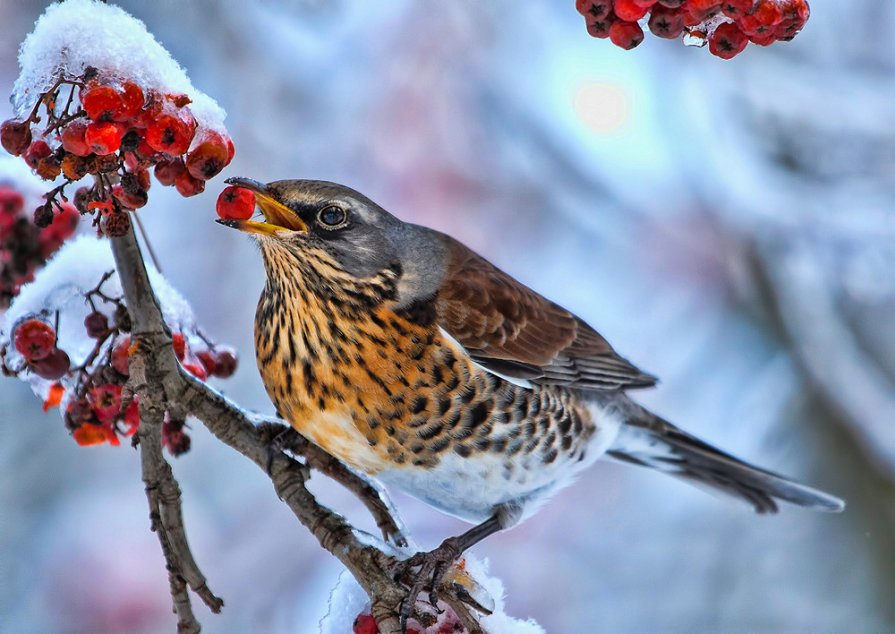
<box><xmin>13</xmin><ymin>0</ymin><xmax>226</xmax><ymax>134</ymax></box>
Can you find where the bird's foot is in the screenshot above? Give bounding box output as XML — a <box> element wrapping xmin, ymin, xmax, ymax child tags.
<box><xmin>258</xmin><ymin>423</ymin><xmax>303</xmax><ymax>476</ymax></box>
<box><xmin>397</xmin><ymin>537</ymin><xmax>463</xmax><ymax>628</ymax></box>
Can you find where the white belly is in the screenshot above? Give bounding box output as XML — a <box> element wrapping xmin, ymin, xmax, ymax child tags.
<box><xmin>376</xmin><ymin>401</ymin><xmax>623</xmax><ymax>524</ymax></box>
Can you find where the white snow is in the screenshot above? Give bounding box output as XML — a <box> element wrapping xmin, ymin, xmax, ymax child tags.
<box><xmin>13</xmin><ymin>0</ymin><xmax>226</xmax><ymax>134</ymax></box>
<box><xmin>1</xmin><ymin>235</ymin><xmax>197</xmax><ymax>410</ymax></box>
<box><xmin>319</xmin><ymin>554</ymin><xmax>544</xmax><ymax>634</ymax></box>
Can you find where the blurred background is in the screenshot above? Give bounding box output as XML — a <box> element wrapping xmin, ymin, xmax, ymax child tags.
<box><xmin>1</xmin><ymin>0</ymin><xmax>894</xmax><ymax>631</ymax></box>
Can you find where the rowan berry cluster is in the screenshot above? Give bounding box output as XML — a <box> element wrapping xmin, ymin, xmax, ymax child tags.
<box><xmin>0</xmin><ymin>182</ymin><xmax>78</xmax><ymax>307</ymax></box>
<box><xmin>576</xmin><ymin>0</ymin><xmax>810</xmax><ymax>58</ymax></box>
<box><xmin>0</xmin><ymin>67</ymin><xmax>234</xmax><ymax>238</ymax></box>
<box><xmin>2</xmin><ymin>272</ymin><xmax>238</xmax><ymax>451</ymax></box>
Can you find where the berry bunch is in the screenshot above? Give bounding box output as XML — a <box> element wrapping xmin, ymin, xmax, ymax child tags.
<box><xmin>2</xmin><ymin>272</ymin><xmax>238</xmax><ymax>452</ymax></box>
<box><xmin>0</xmin><ymin>67</ymin><xmax>235</xmax><ymax>238</ymax></box>
<box><xmin>0</xmin><ymin>182</ymin><xmax>78</xmax><ymax>307</ymax></box>
<box><xmin>575</xmin><ymin>0</ymin><xmax>810</xmax><ymax>58</ymax></box>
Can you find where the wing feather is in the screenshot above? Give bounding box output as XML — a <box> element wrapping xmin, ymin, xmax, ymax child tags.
<box><xmin>435</xmin><ymin>237</ymin><xmax>656</xmax><ymax>391</ymax></box>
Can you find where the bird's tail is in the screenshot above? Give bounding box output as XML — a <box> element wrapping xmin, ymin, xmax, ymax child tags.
<box><xmin>607</xmin><ymin>406</ymin><xmax>845</xmax><ymax>514</ymax></box>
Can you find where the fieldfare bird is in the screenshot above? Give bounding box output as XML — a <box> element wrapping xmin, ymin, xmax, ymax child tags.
<box><xmin>218</xmin><ymin>177</ymin><xmax>844</xmax><ymax>604</ymax></box>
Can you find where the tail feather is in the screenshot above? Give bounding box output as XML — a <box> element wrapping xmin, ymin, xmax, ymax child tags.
<box><xmin>608</xmin><ymin>412</ymin><xmax>845</xmax><ymax>514</ymax></box>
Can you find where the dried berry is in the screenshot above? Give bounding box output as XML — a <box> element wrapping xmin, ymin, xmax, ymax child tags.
<box><xmin>84</xmin><ymin>311</ymin><xmax>110</xmax><ymax>338</ymax></box>
<box><xmin>101</xmin><ymin>209</ymin><xmax>131</xmax><ymax>237</ymax></box>
<box><xmin>31</xmin><ymin>347</ymin><xmax>71</xmax><ymax>380</ymax></box>
<box><xmin>1</xmin><ymin>119</ymin><xmax>33</xmax><ymax>156</ymax></box>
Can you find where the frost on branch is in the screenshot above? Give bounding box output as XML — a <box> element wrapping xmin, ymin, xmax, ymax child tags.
<box><xmin>1</xmin><ymin>0</ymin><xmax>235</xmax><ymax>240</ymax></box>
<box><xmin>323</xmin><ymin>555</ymin><xmax>545</xmax><ymax>634</ymax></box>
<box><xmin>576</xmin><ymin>0</ymin><xmax>810</xmax><ymax>58</ymax></box>
<box><xmin>1</xmin><ymin>235</ymin><xmax>238</xmax><ymax>450</ymax></box>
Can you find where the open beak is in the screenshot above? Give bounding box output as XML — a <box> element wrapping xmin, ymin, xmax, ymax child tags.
<box><xmin>215</xmin><ymin>177</ymin><xmax>307</xmax><ymax>235</ymax></box>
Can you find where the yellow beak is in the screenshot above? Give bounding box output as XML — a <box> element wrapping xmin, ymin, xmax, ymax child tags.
<box><xmin>216</xmin><ymin>177</ymin><xmax>308</xmax><ymax>235</ymax></box>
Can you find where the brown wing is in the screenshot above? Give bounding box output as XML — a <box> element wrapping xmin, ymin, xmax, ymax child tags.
<box><xmin>435</xmin><ymin>238</ymin><xmax>657</xmax><ymax>391</ymax></box>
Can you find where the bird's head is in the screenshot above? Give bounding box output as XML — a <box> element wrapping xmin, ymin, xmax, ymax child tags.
<box><xmin>217</xmin><ymin>178</ymin><xmax>446</xmax><ymax>303</ymax></box>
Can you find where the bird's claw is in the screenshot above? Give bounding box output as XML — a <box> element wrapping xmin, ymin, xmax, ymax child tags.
<box><xmin>398</xmin><ymin>538</ymin><xmax>462</xmax><ymax>629</ymax></box>
<box><xmin>262</xmin><ymin>424</ymin><xmax>302</xmax><ymax>476</ymax></box>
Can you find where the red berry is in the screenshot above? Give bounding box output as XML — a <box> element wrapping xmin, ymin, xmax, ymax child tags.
<box><xmin>115</xmin><ymin>82</ymin><xmax>145</xmax><ymax>121</ymax></box>
<box><xmin>89</xmin><ymin>383</ymin><xmax>123</xmax><ymax>424</ymax></box>
<box><xmin>211</xmin><ymin>347</ymin><xmax>237</xmax><ymax>378</ymax></box>
<box><xmin>196</xmin><ymin>350</ymin><xmax>217</xmax><ymax>375</ymax></box>
<box><xmin>84</xmin><ymin>311</ymin><xmax>110</xmax><ymax>338</ymax></box>
<box><xmin>1</xmin><ymin>119</ymin><xmax>33</xmax><ymax>156</ymax></box>
<box><xmin>162</xmin><ymin>418</ymin><xmax>191</xmax><ymax>456</ymax></box>
<box><xmin>61</xmin><ymin>120</ymin><xmax>92</xmax><ymax>156</ymax></box>
<box><xmin>750</xmin><ymin>0</ymin><xmax>784</xmax><ymax>26</ymax></box>
<box><xmin>216</xmin><ymin>186</ymin><xmax>256</xmax><ymax>220</ymax></box>
<box><xmin>111</xmin><ymin>335</ymin><xmax>131</xmax><ymax>375</ymax></box>
<box><xmin>174</xmin><ymin>169</ymin><xmax>205</xmax><ymax>197</ymax></box>
<box><xmin>23</xmin><ymin>140</ymin><xmax>52</xmax><ymax>169</ymax></box>
<box><xmin>154</xmin><ymin>157</ymin><xmax>185</xmax><ymax>187</ymax></box>
<box><xmin>182</xmin><ymin>353</ymin><xmax>208</xmax><ymax>380</ymax></box>
<box><xmin>225</xmin><ymin>136</ymin><xmax>235</xmax><ymax>163</ymax></box>
<box><xmin>614</xmin><ymin>0</ymin><xmax>650</xmax><ymax>21</ymax></box>
<box><xmin>586</xmin><ymin>14</ymin><xmax>616</xmax><ymax>38</ymax></box>
<box><xmin>577</xmin><ymin>0</ymin><xmax>613</xmax><ymax>19</ymax></box>
<box><xmin>84</xmin><ymin>121</ymin><xmax>123</xmax><ymax>155</ymax></box>
<box><xmin>81</xmin><ymin>85</ymin><xmax>124</xmax><ymax>121</ymax></box>
<box><xmin>14</xmin><ymin>318</ymin><xmax>56</xmax><ymax>361</ymax></box>
<box><xmin>609</xmin><ymin>20</ymin><xmax>645</xmax><ymax>49</ymax></box>
<box><xmin>172</xmin><ymin>332</ymin><xmax>187</xmax><ymax>360</ymax></box>
<box><xmin>113</xmin><ymin>184</ymin><xmax>148</xmax><ymax>210</ymax></box>
<box><xmin>123</xmin><ymin>398</ymin><xmax>140</xmax><ymax>435</ymax></box>
<box><xmin>648</xmin><ymin>6</ymin><xmax>686</xmax><ymax>38</ymax></box>
<box><xmin>721</xmin><ymin>0</ymin><xmax>753</xmax><ymax>18</ymax></box>
<box><xmin>0</xmin><ymin>187</ymin><xmax>24</xmax><ymax>217</ymax></box>
<box><xmin>687</xmin><ymin>0</ymin><xmax>722</xmax><ymax>20</ymax></box>
<box><xmin>709</xmin><ymin>21</ymin><xmax>749</xmax><ymax>58</ymax></box>
<box><xmin>185</xmin><ymin>131</ymin><xmax>229</xmax><ymax>180</ymax></box>
<box><xmin>31</xmin><ymin>347</ymin><xmax>70</xmax><ymax>380</ymax></box>
<box><xmin>39</xmin><ymin>203</ymin><xmax>79</xmax><ymax>257</ymax></box>
<box><xmin>146</xmin><ymin>114</ymin><xmax>195</xmax><ymax>156</ymax></box>
<box><xmin>353</xmin><ymin>614</ymin><xmax>378</xmax><ymax>634</ymax></box>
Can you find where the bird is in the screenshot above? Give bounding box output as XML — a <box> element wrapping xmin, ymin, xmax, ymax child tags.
<box><xmin>218</xmin><ymin>176</ymin><xmax>844</xmax><ymax>610</ymax></box>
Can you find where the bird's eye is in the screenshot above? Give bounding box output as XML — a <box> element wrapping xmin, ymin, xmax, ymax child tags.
<box><xmin>317</xmin><ymin>205</ymin><xmax>347</xmax><ymax>229</ymax></box>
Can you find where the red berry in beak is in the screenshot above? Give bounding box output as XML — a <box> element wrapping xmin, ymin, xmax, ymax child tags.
<box><xmin>216</xmin><ymin>186</ymin><xmax>255</xmax><ymax>220</ymax></box>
